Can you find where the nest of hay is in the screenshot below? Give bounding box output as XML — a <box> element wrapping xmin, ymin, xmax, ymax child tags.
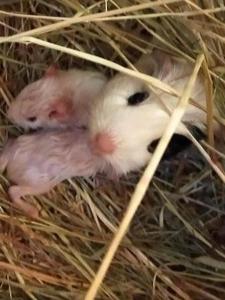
<box><xmin>0</xmin><ymin>1</ymin><xmax>225</xmax><ymax>299</ymax></box>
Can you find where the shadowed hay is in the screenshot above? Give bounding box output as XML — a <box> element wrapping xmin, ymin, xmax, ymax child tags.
<box><xmin>0</xmin><ymin>1</ymin><xmax>225</xmax><ymax>300</ymax></box>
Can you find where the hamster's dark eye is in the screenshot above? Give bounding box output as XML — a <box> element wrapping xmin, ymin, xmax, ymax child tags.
<box><xmin>127</xmin><ymin>91</ymin><xmax>149</xmax><ymax>105</ymax></box>
<box><xmin>27</xmin><ymin>116</ymin><xmax>37</xmax><ymax>122</ymax></box>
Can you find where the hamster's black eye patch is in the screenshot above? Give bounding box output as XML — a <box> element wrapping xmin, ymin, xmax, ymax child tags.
<box><xmin>127</xmin><ymin>91</ymin><xmax>149</xmax><ymax>105</ymax></box>
<box><xmin>27</xmin><ymin>116</ymin><xmax>37</xmax><ymax>122</ymax></box>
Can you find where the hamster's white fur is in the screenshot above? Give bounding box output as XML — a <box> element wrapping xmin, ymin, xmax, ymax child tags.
<box><xmin>89</xmin><ymin>50</ymin><xmax>216</xmax><ymax>175</ymax></box>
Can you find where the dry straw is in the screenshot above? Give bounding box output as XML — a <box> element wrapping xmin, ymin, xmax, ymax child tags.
<box><xmin>0</xmin><ymin>1</ymin><xmax>225</xmax><ymax>300</ymax></box>
<box><xmin>85</xmin><ymin>53</ymin><xmax>205</xmax><ymax>299</ymax></box>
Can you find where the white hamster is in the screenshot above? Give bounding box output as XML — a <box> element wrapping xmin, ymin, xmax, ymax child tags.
<box><xmin>89</xmin><ymin>49</ymin><xmax>216</xmax><ymax>176</ymax></box>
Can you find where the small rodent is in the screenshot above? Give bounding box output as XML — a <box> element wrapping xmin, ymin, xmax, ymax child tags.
<box><xmin>89</xmin><ymin>49</ymin><xmax>217</xmax><ymax>175</ymax></box>
<box><xmin>0</xmin><ymin>128</ymin><xmax>105</xmax><ymax>218</ymax></box>
<box><xmin>7</xmin><ymin>65</ymin><xmax>107</xmax><ymax>130</ymax></box>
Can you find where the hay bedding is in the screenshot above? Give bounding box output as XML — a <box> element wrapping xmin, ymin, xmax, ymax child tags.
<box><xmin>0</xmin><ymin>0</ymin><xmax>225</xmax><ymax>299</ymax></box>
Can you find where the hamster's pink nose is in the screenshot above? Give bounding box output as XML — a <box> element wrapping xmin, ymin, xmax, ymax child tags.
<box><xmin>91</xmin><ymin>132</ymin><xmax>115</xmax><ymax>155</ymax></box>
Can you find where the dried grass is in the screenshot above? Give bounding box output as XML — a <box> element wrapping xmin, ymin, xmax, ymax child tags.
<box><xmin>0</xmin><ymin>1</ymin><xmax>225</xmax><ymax>300</ymax></box>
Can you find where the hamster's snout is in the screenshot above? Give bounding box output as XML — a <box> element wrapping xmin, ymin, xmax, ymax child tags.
<box><xmin>91</xmin><ymin>132</ymin><xmax>116</xmax><ymax>155</ymax></box>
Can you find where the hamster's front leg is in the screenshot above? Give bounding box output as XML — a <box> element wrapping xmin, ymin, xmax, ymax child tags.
<box><xmin>8</xmin><ymin>184</ymin><xmax>54</xmax><ymax>219</ymax></box>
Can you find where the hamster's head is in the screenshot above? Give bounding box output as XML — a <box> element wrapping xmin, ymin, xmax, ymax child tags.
<box><xmin>89</xmin><ymin>74</ymin><xmax>169</xmax><ymax>175</ymax></box>
<box><xmin>8</xmin><ymin>66</ymin><xmax>108</xmax><ymax>130</ymax></box>
<box><xmin>89</xmin><ymin>51</ymin><xmax>205</xmax><ymax>176</ymax></box>
<box><xmin>7</xmin><ymin>65</ymin><xmax>76</xmax><ymax>130</ymax></box>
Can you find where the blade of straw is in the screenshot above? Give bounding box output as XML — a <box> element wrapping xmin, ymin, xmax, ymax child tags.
<box><xmin>13</xmin><ymin>36</ymin><xmax>177</xmax><ymax>95</ymax></box>
<box><xmin>84</xmin><ymin>53</ymin><xmax>204</xmax><ymax>300</ymax></box>
<box><xmin>0</xmin><ymin>0</ymin><xmax>179</xmax><ymax>44</ymax></box>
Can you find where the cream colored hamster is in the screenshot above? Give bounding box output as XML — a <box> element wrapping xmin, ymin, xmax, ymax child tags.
<box><xmin>89</xmin><ymin>49</ymin><xmax>214</xmax><ymax>176</ymax></box>
<box><xmin>7</xmin><ymin>65</ymin><xmax>107</xmax><ymax>130</ymax></box>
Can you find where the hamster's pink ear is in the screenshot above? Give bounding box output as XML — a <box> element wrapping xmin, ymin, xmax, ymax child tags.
<box><xmin>135</xmin><ymin>49</ymin><xmax>172</xmax><ymax>79</ymax></box>
<box><xmin>152</xmin><ymin>49</ymin><xmax>173</xmax><ymax>79</ymax></box>
<box><xmin>135</xmin><ymin>52</ymin><xmax>156</xmax><ymax>75</ymax></box>
<box><xmin>45</xmin><ymin>64</ymin><xmax>58</xmax><ymax>77</ymax></box>
<box><xmin>48</xmin><ymin>98</ymin><xmax>73</xmax><ymax>121</ymax></box>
